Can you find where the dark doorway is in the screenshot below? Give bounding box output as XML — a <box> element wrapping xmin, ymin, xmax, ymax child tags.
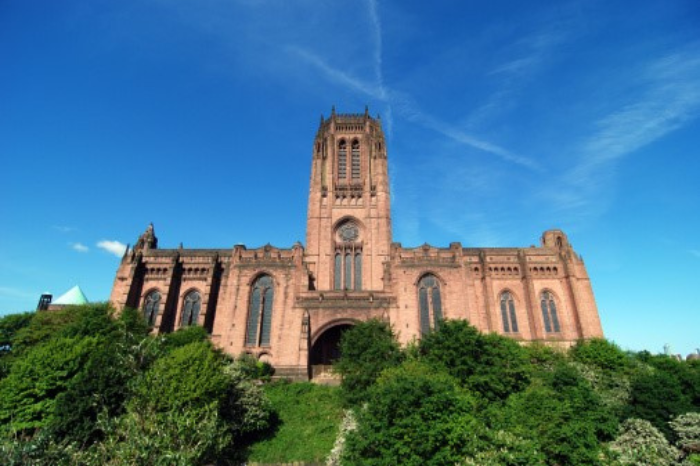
<box><xmin>309</xmin><ymin>324</ymin><xmax>353</xmax><ymax>379</ymax></box>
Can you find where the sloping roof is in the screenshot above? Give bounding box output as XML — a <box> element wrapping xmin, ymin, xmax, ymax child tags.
<box><xmin>52</xmin><ymin>285</ymin><xmax>89</xmax><ymax>305</ymax></box>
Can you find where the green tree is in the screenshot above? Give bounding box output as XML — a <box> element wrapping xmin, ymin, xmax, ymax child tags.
<box><xmin>419</xmin><ymin>319</ymin><xmax>531</xmax><ymax>401</ymax></box>
<box><xmin>0</xmin><ymin>336</ymin><xmax>100</xmax><ymax>434</ymax></box>
<box><xmin>570</xmin><ymin>338</ymin><xmax>631</xmax><ymax>374</ymax></box>
<box><xmin>625</xmin><ymin>369</ymin><xmax>693</xmax><ymax>440</ymax></box>
<box><xmin>129</xmin><ymin>340</ymin><xmax>272</xmax><ymax>460</ymax></box>
<box><xmin>51</xmin><ymin>337</ymin><xmax>136</xmax><ymax>444</ymax></box>
<box><xmin>343</xmin><ymin>361</ymin><xmax>481</xmax><ymax>465</ymax></box>
<box><xmin>161</xmin><ymin>324</ymin><xmax>209</xmax><ymax>351</ymax></box>
<box><xmin>334</xmin><ymin>319</ymin><xmax>403</xmax><ymax>405</ymax></box>
<box><xmin>499</xmin><ymin>363</ymin><xmax>617</xmax><ymax>465</ymax></box>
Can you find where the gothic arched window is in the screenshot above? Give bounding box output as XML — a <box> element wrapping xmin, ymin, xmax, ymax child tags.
<box><xmin>540</xmin><ymin>291</ymin><xmax>561</xmax><ymax>333</ymax></box>
<box><xmin>181</xmin><ymin>291</ymin><xmax>201</xmax><ymax>327</ymax></box>
<box><xmin>338</xmin><ymin>139</ymin><xmax>347</xmax><ymax>180</ymax></box>
<box><xmin>143</xmin><ymin>291</ymin><xmax>160</xmax><ymax>326</ymax></box>
<box><xmin>334</xmin><ymin>253</ymin><xmax>342</xmax><ymax>290</ymax></box>
<box><xmin>351</xmin><ymin>139</ymin><xmax>360</xmax><ymax>180</ymax></box>
<box><xmin>246</xmin><ymin>275</ymin><xmax>274</xmax><ymax>347</ymax></box>
<box><xmin>334</xmin><ymin>221</ymin><xmax>362</xmax><ymax>290</ymax></box>
<box><xmin>500</xmin><ymin>291</ymin><xmax>518</xmax><ymax>333</ymax></box>
<box><xmin>418</xmin><ymin>274</ymin><xmax>442</xmax><ymax>335</ymax></box>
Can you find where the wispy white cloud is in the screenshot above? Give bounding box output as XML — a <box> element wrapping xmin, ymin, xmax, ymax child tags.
<box><xmin>289</xmin><ymin>47</ymin><xmax>384</xmax><ymax>99</ymax></box>
<box><xmin>290</xmin><ymin>46</ymin><xmax>537</xmax><ymax>170</ymax></box>
<box><xmin>70</xmin><ymin>242</ymin><xmax>89</xmax><ymax>253</ymax></box>
<box><xmin>575</xmin><ymin>52</ymin><xmax>700</xmax><ymax>177</ymax></box>
<box><xmin>367</xmin><ymin>0</ymin><xmax>385</xmax><ymax>97</ymax></box>
<box><xmin>97</xmin><ymin>240</ymin><xmax>127</xmax><ymax>257</ymax></box>
<box><xmin>547</xmin><ymin>44</ymin><xmax>700</xmax><ymax>216</ymax></box>
<box><xmin>689</xmin><ymin>249</ymin><xmax>700</xmax><ymax>259</ymax></box>
<box><xmin>469</xmin><ymin>29</ymin><xmax>569</xmax><ymax>130</ymax></box>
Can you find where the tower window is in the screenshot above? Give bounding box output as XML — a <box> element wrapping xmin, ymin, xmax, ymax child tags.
<box><xmin>351</xmin><ymin>140</ymin><xmax>360</xmax><ymax>180</ymax></box>
<box><xmin>418</xmin><ymin>274</ymin><xmax>442</xmax><ymax>335</ymax></box>
<box><xmin>246</xmin><ymin>275</ymin><xmax>274</xmax><ymax>347</ymax></box>
<box><xmin>540</xmin><ymin>291</ymin><xmax>561</xmax><ymax>333</ymax></box>
<box><xmin>181</xmin><ymin>291</ymin><xmax>201</xmax><ymax>327</ymax></box>
<box><xmin>338</xmin><ymin>140</ymin><xmax>347</xmax><ymax>180</ymax></box>
<box><xmin>500</xmin><ymin>291</ymin><xmax>518</xmax><ymax>333</ymax></box>
<box><xmin>334</xmin><ymin>221</ymin><xmax>362</xmax><ymax>290</ymax></box>
<box><xmin>143</xmin><ymin>290</ymin><xmax>161</xmax><ymax>327</ymax></box>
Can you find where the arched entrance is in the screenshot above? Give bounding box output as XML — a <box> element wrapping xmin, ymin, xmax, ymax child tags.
<box><xmin>309</xmin><ymin>323</ymin><xmax>353</xmax><ymax>380</ymax></box>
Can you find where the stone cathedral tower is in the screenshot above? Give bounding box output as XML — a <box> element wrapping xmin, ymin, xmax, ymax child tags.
<box><xmin>305</xmin><ymin>107</ymin><xmax>391</xmax><ymax>292</ymax></box>
<box><xmin>110</xmin><ymin>108</ymin><xmax>603</xmax><ymax>380</ymax></box>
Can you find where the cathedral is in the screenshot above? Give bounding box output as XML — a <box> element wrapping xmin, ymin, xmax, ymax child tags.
<box><xmin>109</xmin><ymin>108</ymin><xmax>603</xmax><ymax>379</ymax></box>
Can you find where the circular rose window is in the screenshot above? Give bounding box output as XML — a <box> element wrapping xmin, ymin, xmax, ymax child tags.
<box><xmin>338</xmin><ymin>222</ymin><xmax>359</xmax><ymax>242</ymax></box>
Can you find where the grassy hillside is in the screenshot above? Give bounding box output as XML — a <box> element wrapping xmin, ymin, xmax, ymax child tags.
<box><xmin>246</xmin><ymin>382</ymin><xmax>344</xmax><ymax>464</ymax></box>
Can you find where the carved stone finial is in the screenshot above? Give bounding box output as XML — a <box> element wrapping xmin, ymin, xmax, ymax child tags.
<box><xmin>364</xmin><ymin>105</ymin><xmax>369</xmax><ymax>116</ymax></box>
<box><xmin>331</xmin><ymin>105</ymin><xmax>336</xmax><ymax>116</ymax></box>
<box><xmin>134</xmin><ymin>223</ymin><xmax>158</xmax><ymax>253</ymax></box>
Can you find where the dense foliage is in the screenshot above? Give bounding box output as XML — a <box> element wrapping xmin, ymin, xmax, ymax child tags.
<box><xmin>335</xmin><ymin>319</ymin><xmax>700</xmax><ymax>465</ymax></box>
<box><xmin>0</xmin><ymin>305</ymin><xmax>273</xmax><ymax>465</ymax></box>
<box><xmin>344</xmin><ymin>361</ymin><xmax>481</xmax><ymax>465</ymax></box>
<box><xmin>333</xmin><ymin>319</ymin><xmax>403</xmax><ymax>405</ymax></box>
<box><xmin>1</xmin><ymin>307</ymin><xmax>698</xmax><ymax>465</ymax></box>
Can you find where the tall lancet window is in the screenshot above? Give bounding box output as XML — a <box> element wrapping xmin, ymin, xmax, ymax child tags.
<box><xmin>351</xmin><ymin>139</ymin><xmax>360</xmax><ymax>180</ymax></box>
<box><xmin>246</xmin><ymin>275</ymin><xmax>274</xmax><ymax>346</ymax></box>
<box><xmin>338</xmin><ymin>139</ymin><xmax>347</xmax><ymax>180</ymax></box>
<box><xmin>334</xmin><ymin>221</ymin><xmax>362</xmax><ymax>290</ymax></box>
<box><xmin>540</xmin><ymin>291</ymin><xmax>561</xmax><ymax>333</ymax></box>
<box><xmin>143</xmin><ymin>290</ymin><xmax>160</xmax><ymax>327</ymax></box>
<box><xmin>418</xmin><ymin>274</ymin><xmax>442</xmax><ymax>335</ymax></box>
<box><xmin>181</xmin><ymin>291</ymin><xmax>201</xmax><ymax>327</ymax></box>
<box><xmin>500</xmin><ymin>291</ymin><xmax>518</xmax><ymax>333</ymax></box>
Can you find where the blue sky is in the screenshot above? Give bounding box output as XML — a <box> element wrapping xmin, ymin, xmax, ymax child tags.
<box><xmin>1</xmin><ymin>0</ymin><xmax>699</xmax><ymax>356</ymax></box>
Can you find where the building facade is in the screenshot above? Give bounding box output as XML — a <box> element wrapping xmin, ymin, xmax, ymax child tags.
<box><xmin>109</xmin><ymin>109</ymin><xmax>603</xmax><ymax>379</ymax></box>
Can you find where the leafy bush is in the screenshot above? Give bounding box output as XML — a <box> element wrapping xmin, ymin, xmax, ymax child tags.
<box><xmin>79</xmin><ymin>403</ymin><xmax>231</xmax><ymax>465</ymax></box>
<box><xmin>625</xmin><ymin>369</ymin><xmax>693</xmax><ymax>440</ymax></box>
<box><xmin>419</xmin><ymin>319</ymin><xmax>531</xmax><ymax>401</ymax></box>
<box><xmin>669</xmin><ymin>412</ymin><xmax>700</xmax><ymax>456</ymax></box>
<box><xmin>0</xmin><ymin>312</ymin><xmax>34</xmax><ymax>380</ymax></box>
<box><xmin>0</xmin><ymin>312</ymin><xmax>33</xmax><ymax>353</ymax></box>
<box><xmin>0</xmin><ymin>430</ymin><xmax>77</xmax><ymax>465</ymax></box>
<box><xmin>570</xmin><ymin>338</ymin><xmax>631</xmax><ymax>374</ymax></box>
<box><xmin>334</xmin><ymin>319</ymin><xmax>403</xmax><ymax>405</ymax></box>
<box><xmin>569</xmin><ymin>360</ymin><xmax>631</xmax><ymax>416</ymax></box>
<box><xmin>609</xmin><ymin>418</ymin><xmax>680</xmax><ymax>466</ymax></box>
<box><xmin>233</xmin><ymin>352</ymin><xmax>275</xmax><ymax>380</ymax></box>
<box><xmin>161</xmin><ymin>325</ymin><xmax>209</xmax><ymax>351</ymax></box>
<box><xmin>131</xmin><ymin>340</ymin><xmax>272</xmax><ymax>454</ymax></box>
<box><xmin>51</xmin><ymin>338</ymin><xmax>135</xmax><ymax>444</ymax></box>
<box><xmin>0</xmin><ymin>336</ymin><xmax>100</xmax><ymax>434</ymax></box>
<box><xmin>462</xmin><ymin>430</ymin><xmax>546</xmax><ymax>466</ymax></box>
<box><xmin>134</xmin><ymin>341</ymin><xmax>231</xmax><ymax>411</ymax></box>
<box><xmin>343</xmin><ymin>361</ymin><xmax>481</xmax><ymax>465</ymax></box>
<box><xmin>499</xmin><ymin>363</ymin><xmax>618</xmax><ymax>465</ymax></box>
